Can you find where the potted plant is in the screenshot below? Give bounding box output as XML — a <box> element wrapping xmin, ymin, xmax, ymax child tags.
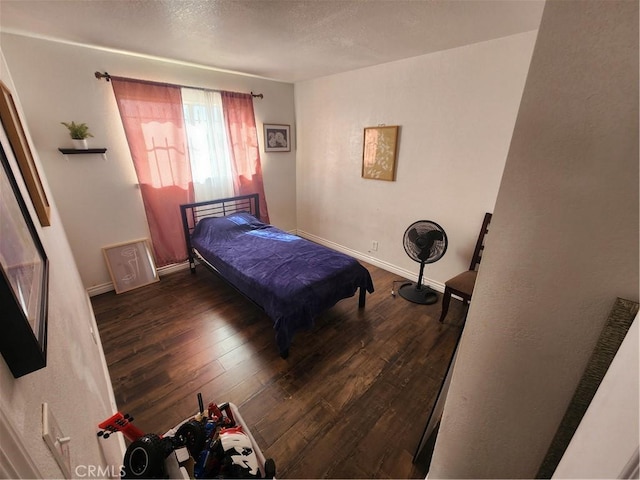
<box><xmin>61</xmin><ymin>121</ymin><xmax>93</xmax><ymax>149</ymax></box>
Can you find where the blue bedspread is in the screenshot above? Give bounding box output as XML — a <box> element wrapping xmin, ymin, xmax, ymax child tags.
<box><xmin>191</xmin><ymin>213</ymin><xmax>374</xmax><ymax>355</ymax></box>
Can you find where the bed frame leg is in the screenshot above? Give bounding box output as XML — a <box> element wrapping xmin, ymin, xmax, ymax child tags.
<box><xmin>358</xmin><ymin>287</ymin><xmax>366</xmax><ymax>308</ymax></box>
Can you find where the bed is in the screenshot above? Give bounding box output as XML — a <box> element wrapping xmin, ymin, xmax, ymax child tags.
<box><xmin>180</xmin><ymin>194</ymin><xmax>374</xmax><ymax>358</ymax></box>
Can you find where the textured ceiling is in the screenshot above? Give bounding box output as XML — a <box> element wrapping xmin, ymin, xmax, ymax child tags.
<box><xmin>0</xmin><ymin>0</ymin><xmax>544</xmax><ymax>82</ymax></box>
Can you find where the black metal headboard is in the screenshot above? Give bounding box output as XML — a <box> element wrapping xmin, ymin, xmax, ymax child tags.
<box><xmin>180</xmin><ymin>193</ymin><xmax>260</xmax><ymax>271</ymax></box>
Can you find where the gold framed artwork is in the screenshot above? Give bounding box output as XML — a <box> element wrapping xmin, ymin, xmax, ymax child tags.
<box><xmin>362</xmin><ymin>125</ymin><xmax>399</xmax><ymax>181</ymax></box>
<box><xmin>0</xmin><ymin>80</ymin><xmax>51</xmax><ymax>226</ymax></box>
<box><xmin>102</xmin><ymin>239</ymin><xmax>159</xmax><ymax>294</ymax></box>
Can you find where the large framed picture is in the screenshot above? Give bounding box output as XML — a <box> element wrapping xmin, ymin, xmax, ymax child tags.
<box><xmin>0</xmin><ymin>80</ymin><xmax>51</xmax><ymax>226</ymax></box>
<box><xmin>0</xmin><ymin>139</ymin><xmax>48</xmax><ymax>378</ymax></box>
<box><xmin>362</xmin><ymin>125</ymin><xmax>400</xmax><ymax>181</ymax></box>
<box><xmin>263</xmin><ymin>123</ymin><xmax>291</xmax><ymax>152</ymax></box>
<box><xmin>103</xmin><ymin>239</ymin><xmax>159</xmax><ymax>294</ymax></box>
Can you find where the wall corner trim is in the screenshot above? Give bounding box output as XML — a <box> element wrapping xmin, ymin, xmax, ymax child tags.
<box><xmin>0</xmin><ymin>405</ymin><xmax>44</xmax><ymax>479</ymax></box>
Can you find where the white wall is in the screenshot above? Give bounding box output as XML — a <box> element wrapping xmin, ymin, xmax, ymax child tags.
<box><xmin>0</xmin><ymin>33</ymin><xmax>296</xmax><ymax>291</ymax></box>
<box><xmin>294</xmin><ymin>31</ymin><xmax>538</xmax><ymax>288</ymax></box>
<box><xmin>0</xmin><ymin>49</ymin><xmax>123</xmax><ymax>478</ymax></box>
<box><xmin>430</xmin><ymin>0</ymin><xmax>639</xmax><ymax>477</ymax></box>
<box><xmin>553</xmin><ymin>315</ymin><xmax>638</xmax><ymax>479</ymax></box>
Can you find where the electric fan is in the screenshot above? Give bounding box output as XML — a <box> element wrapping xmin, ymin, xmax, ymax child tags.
<box><xmin>398</xmin><ymin>220</ymin><xmax>448</xmax><ymax>305</ymax></box>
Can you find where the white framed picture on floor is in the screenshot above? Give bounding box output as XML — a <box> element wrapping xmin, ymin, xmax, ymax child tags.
<box><xmin>103</xmin><ymin>239</ymin><xmax>159</xmax><ymax>294</ymax></box>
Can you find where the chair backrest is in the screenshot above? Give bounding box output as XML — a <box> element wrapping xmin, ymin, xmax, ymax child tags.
<box><xmin>469</xmin><ymin>212</ymin><xmax>492</xmax><ymax>271</ymax></box>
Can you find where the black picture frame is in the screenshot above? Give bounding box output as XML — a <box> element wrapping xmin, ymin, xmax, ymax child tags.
<box><xmin>263</xmin><ymin>123</ymin><xmax>291</xmax><ymax>152</ymax></box>
<box><xmin>0</xmin><ymin>138</ymin><xmax>48</xmax><ymax>378</ymax></box>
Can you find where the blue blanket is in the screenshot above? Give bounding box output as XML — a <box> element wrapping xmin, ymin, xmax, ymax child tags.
<box><xmin>191</xmin><ymin>213</ymin><xmax>374</xmax><ymax>355</ymax></box>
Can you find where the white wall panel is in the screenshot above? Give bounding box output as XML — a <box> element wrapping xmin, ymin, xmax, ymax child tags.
<box><xmin>294</xmin><ymin>31</ymin><xmax>537</xmax><ymax>287</ymax></box>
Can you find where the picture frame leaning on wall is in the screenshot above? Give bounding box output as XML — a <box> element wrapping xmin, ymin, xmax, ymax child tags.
<box><xmin>103</xmin><ymin>239</ymin><xmax>159</xmax><ymax>294</ymax></box>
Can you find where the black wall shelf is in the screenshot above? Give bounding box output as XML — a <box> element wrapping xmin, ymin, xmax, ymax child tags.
<box><xmin>58</xmin><ymin>148</ymin><xmax>107</xmax><ymax>155</ymax></box>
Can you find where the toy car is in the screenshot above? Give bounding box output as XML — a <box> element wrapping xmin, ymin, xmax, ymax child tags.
<box><xmin>98</xmin><ymin>394</ymin><xmax>275</xmax><ymax>479</ymax></box>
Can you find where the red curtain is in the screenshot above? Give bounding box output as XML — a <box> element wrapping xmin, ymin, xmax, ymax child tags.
<box><xmin>221</xmin><ymin>92</ymin><xmax>270</xmax><ymax>223</ymax></box>
<box><xmin>111</xmin><ymin>79</ymin><xmax>194</xmax><ymax>267</ymax></box>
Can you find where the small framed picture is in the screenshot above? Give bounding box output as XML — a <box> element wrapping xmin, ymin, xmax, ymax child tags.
<box><xmin>263</xmin><ymin>123</ymin><xmax>291</xmax><ymax>152</ymax></box>
<box><xmin>102</xmin><ymin>239</ymin><xmax>159</xmax><ymax>294</ymax></box>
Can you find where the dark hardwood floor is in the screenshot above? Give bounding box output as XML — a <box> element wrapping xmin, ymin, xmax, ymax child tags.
<box><xmin>91</xmin><ymin>262</ymin><xmax>466</xmax><ymax>479</ymax></box>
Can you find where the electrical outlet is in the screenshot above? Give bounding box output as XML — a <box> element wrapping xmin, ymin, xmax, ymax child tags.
<box><xmin>372</xmin><ymin>240</ymin><xmax>378</xmax><ymax>251</ymax></box>
<box><xmin>42</xmin><ymin>403</ymin><xmax>71</xmax><ymax>479</ymax></box>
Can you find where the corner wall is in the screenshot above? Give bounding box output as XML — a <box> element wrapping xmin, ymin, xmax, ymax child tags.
<box><xmin>0</xmin><ymin>33</ymin><xmax>296</xmax><ymax>291</ymax></box>
<box><xmin>553</xmin><ymin>315</ymin><xmax>638</xmax><ymax>479</ymax></box>
<box><xmin>294</xmin><ymin>31</ymin><xmax>538</xmax><ymax>287</ymax></box>
<box><xmin>0</xmin><ymin>49</ymin><xmax>123</xmax><ymax>478</ymax></box>
<box><xmin>430</xmin><ymin>1</ymin><xmax>639</xmax><ymax>477</ymax></box>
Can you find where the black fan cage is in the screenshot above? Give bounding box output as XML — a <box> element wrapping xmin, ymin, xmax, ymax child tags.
<box><xmin>403</xmin><ymin>220</ymin><xmax>448</xmax><ymax>264</ymax></box>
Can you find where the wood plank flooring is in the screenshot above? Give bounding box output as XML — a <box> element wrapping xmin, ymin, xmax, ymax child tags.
<box><xmin>91</xmin><ymin>262</ymin><xmax>466</xmax><ymax>479</ymax></box>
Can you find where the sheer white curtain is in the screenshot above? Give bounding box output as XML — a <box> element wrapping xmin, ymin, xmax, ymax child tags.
<box><xmin>181</xmin><ymin>88</ymin><xmax>234</xmax><ymax>201</ymax></box>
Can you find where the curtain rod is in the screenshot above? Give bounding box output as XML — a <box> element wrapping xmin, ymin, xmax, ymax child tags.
<box><xmin>94</xmin><ymin>71</ymin><xmax>264</xmax><ymax>99</ymax></box>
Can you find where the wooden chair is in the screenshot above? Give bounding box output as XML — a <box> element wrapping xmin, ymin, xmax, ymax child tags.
<box><xmin>439</xmin><ymin>212</ymin><xmax>492</xmax><ymax>323</ymax></box>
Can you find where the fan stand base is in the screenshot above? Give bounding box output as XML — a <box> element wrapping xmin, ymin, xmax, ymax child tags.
<box><xmin>398</xmin><ymin>282</ymin><xmax>439</xmax><ymax>305</ymax></box>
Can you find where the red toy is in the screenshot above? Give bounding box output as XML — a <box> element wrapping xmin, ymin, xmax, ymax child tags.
<box><xmin>97</xmin><ymin>394</ymin><xmax>275</xmax><ymax>479</ymax></box>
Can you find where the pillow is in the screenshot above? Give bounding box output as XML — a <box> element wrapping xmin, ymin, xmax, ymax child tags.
<box><xmin>193</xmin><ymin>212</ymin><xmax>265</xmax><ymax>238</ymax></box>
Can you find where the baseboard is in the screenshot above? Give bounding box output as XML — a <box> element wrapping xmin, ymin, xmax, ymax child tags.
<box><xmin>157</xmin><ymin>261</ymin><xmax>192</xmax><ymax>276</ymax></box>
<box><xmin>87</xmin><ymin>261</ymin><xmax>191</xmax><ymax>297</ymax></box>
<box><xmin>87</xmin><ymin>237</ymin><xmax>446</xmax><ymax>298</ymax></box>
<box><xmin>296</xmin><ymin>229</ymin><xmax>445</xmax><ymax>293</ymax></box>
<box><xmin>87</xmin><ymin>282</ymin><xmax>114</xmax><ymax>297</ymax></box>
